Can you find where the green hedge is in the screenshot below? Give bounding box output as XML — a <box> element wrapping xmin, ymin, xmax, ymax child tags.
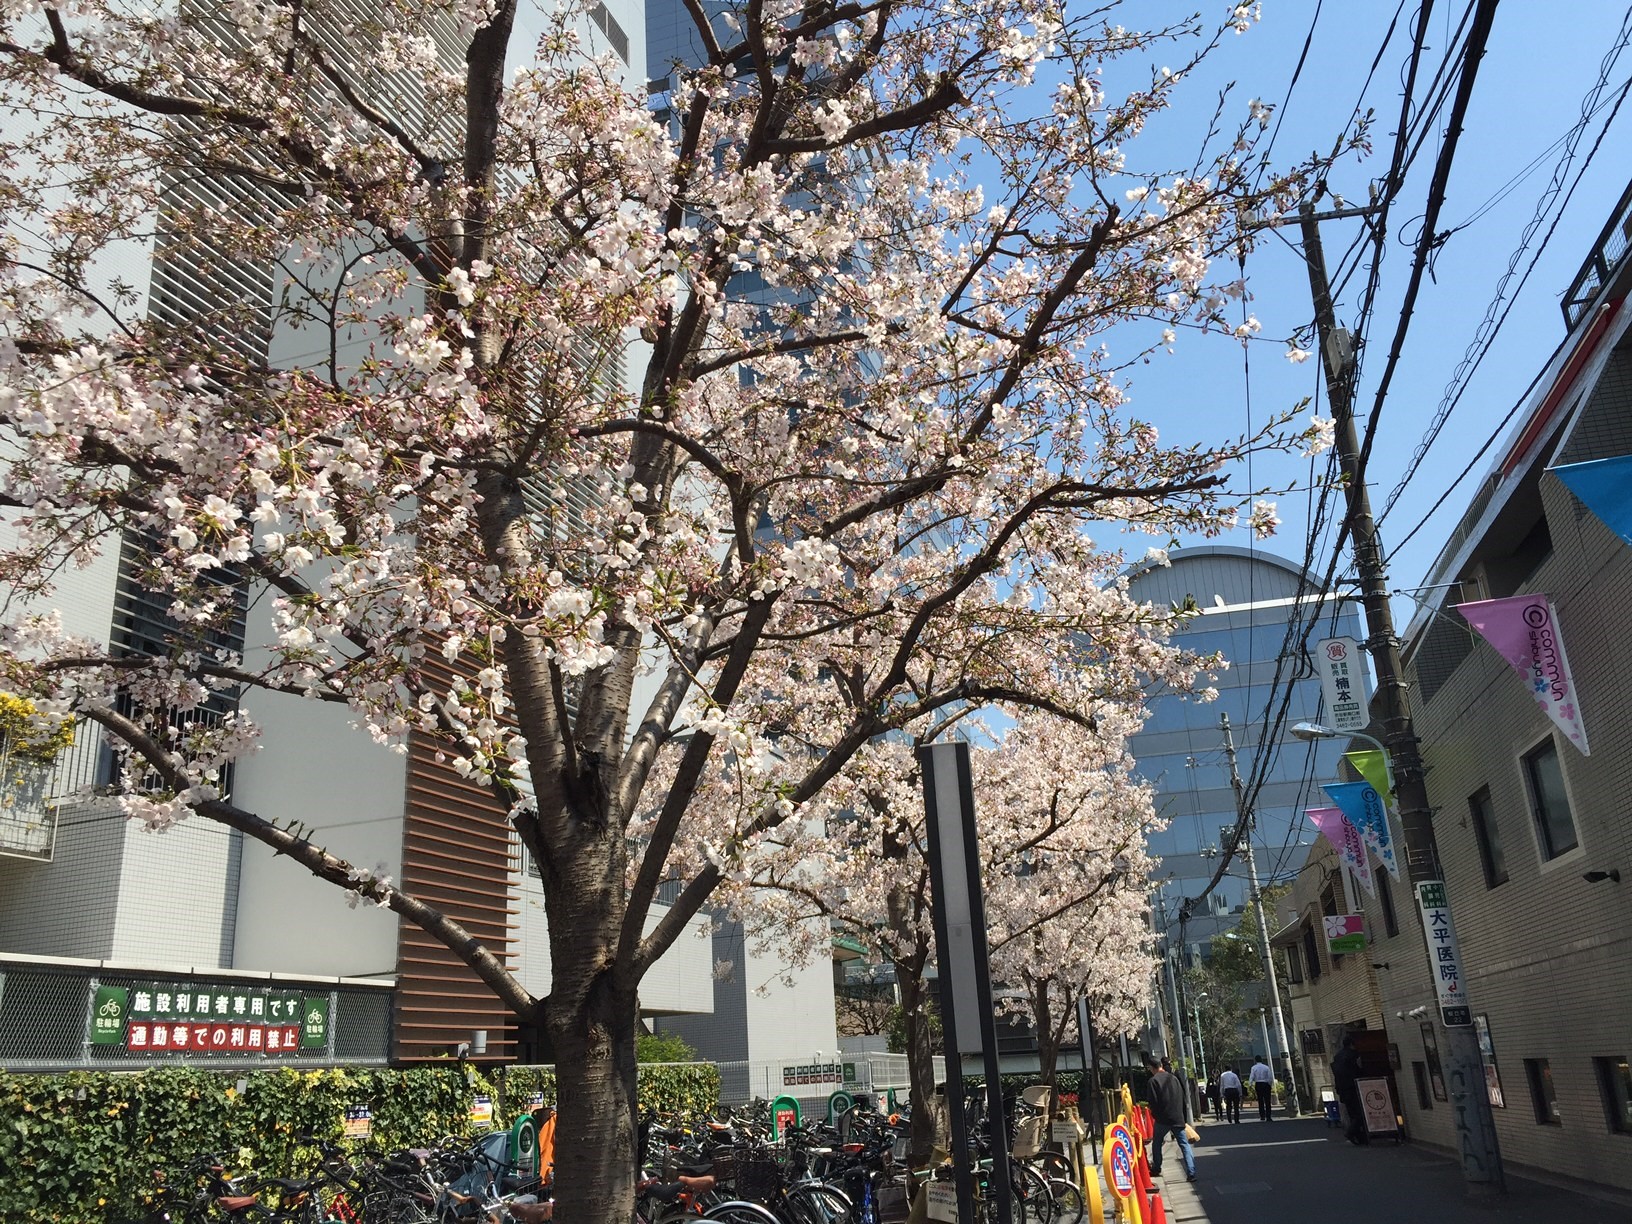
<box><xmin>0</xmin><ymin>1061</ymin><xmax>722</xmax><ymax>1223</ymax></box>
<box><xmin>0</xmin><ymin>1066</ymin><xmax>469</xmax><ymax>1223</ymax></box>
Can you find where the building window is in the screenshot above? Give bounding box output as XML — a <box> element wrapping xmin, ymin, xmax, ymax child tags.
<box><xmin>1594</xmin><ymin>1056</ymin><xmax>1632</xmax><ymax>1133</ymax></box>
<box><xmin>1413</xmin><ymin>1062</ymin><xmax>1433</xmax><ymax>1110</ymax></box>
<box><xmin>1302</xmin><ymin>924</ymin><xmax>1322</xmax><ymax>981</ymax></box>
<box><xmin>1469</xmin><ymin>786</ymin><xmax>1508</xmax><ymax>887</ymax></box>
<box><xmin>1375</xmin><ymin>871</ymin><xmax>1399</xmax><ymax>937</ymax></box>
<box><xmin>587</xmin><ymin>2</ymin><xmax>630</xmax><ymax>62</ymax></box>
<box><xmin>1522</xmin><ymin>740</ymin><xmax>1579</xmax><ymax>860</ymax></box>
<box><xmin>1525</xmin><ymin>1058</ymin><xmax>1561</xmax><ymax>1125</ymax></box>
<box><xmin>1285</xmin><ymin>945</ymin><xmax>1304</xmax><ymax>984</ymax></box>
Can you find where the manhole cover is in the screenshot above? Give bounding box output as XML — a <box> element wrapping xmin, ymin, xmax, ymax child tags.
<box><xmin>1212</xmin><ymin>1182</ymin><xmax>1273</xmax><ymax>1195</ymax></box>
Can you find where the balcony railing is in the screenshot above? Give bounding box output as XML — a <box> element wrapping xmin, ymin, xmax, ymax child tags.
<box><xmin>1562</xmin><ymin>177</ymin><xmax>1632</xmax><ymax>328</ymax></box>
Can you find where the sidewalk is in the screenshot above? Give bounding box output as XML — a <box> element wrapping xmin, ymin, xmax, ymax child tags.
<box><xmin>1144</xmin><ymin>1116</ymin><xmax>1632</xmax><ymax>1224</ymax></box>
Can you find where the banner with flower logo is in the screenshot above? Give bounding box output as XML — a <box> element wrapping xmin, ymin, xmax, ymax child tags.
<box><xmin>1456</xmin><ymin>594</ymin><xmax>1589</xmax><ymax>755</ymax></box>
<box><xmin>1306</xmin><ymin>806</ymin><xmax>1375</xmax><ymax>898</ymax></box>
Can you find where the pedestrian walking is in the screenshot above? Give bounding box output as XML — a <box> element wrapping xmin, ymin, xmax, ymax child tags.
<box><xmin>1141</xmin><ymin>1053</ymin><xmax>1197</xmax><ymax>1183</ymax></box>
<box><xmin>1249</xmin><ymin>1056</ymin><xmax>1275</xmax><ymax>1121</ymax></box>
<box><xmin>1330</xmin><ymin>1036</ymin><xmax>1370</xmax><ymax>1146</ymax></box>
<box><xmin>1210</xmin><ymin>1076</ymin><xmax>1224</xmax><ymax>1121</ymax></box>
<box><xmin>1219</xmin><ymin>1067</ymin><xmax>1243</xmax><ymax>1123</ymax></box>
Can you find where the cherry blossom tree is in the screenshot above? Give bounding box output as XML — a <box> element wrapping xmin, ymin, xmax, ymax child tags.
<box><xmin>0</xmin><ymin>0</ymin><xmax>1345</xmax><ymax>1217</ymax></box>
<box><xmin>981</xmin><ymin>715</ymin><xmax>1160</xmax><ymax>1100</ymax></box>
<box><xmin>725</xmin><ymin>711</ymin><xmax>1166</xmax><ymax>1167</ymax></box>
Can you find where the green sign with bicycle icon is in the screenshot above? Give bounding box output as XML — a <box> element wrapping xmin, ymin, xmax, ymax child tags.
<box><xmin>90</xmin><ymin>985</ymin><xmax>128</xmax><ymax>1045</ymax></box>
<box><xmin>84</xmin><ymin>981</ymin><xmax>332</xmax><ymax>1056</ymax></box>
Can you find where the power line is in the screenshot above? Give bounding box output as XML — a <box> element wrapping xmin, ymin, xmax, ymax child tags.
<box><xmin>1180</xmin><ymin>4</ymin><xmax>1447</xmax><ymax>924</ymax></box>
<box><xmin>1347</xmin><ymin>0</ymin><xmax>1502</xmax><ymax>555</ymax></box>
<box><xmin>1378</xmin><ymin>10</ymin><xmax>1632</xmax><ymax>523</ymax></box>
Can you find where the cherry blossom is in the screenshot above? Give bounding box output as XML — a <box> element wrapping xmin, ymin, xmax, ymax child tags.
<box><xmin>0</xmin><ymin>0</ymin><xmax>1359</xmax><ymax>1217</ymax></box>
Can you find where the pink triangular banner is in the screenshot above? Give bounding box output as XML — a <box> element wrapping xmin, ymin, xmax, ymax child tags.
<box><xmin>1456</xmin><ymin>594</ymin><xmax>1590</xmax><ymax>755</ymax></box>
<box><xmin>1306</xmin><ymin>806</ymin><xmax>1375</xmax><ymax>899</ymax></box>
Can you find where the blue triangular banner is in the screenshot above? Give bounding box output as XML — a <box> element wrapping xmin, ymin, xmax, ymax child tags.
<box><xmin>1553</xmin><ymin>455</ymin><xmax>1632</xmax><ymax>547</ymax></box>
<box><xmin>1322</xmin><ymin>780</ymin><xmax>1401</xmax><ymax>881</ymax></box>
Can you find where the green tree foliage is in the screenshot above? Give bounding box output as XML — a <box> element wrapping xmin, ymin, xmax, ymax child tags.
<box><xmin>636</xmin><ymin>1031</ymin><xmax>698</xmax><ymax>1065</ymax></box>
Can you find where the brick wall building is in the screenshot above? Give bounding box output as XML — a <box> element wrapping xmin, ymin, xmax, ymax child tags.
<box><xmin>1367</xmin><ymin>185</ymin><xmax>1632</xmax><ymax>1191</ymax></box>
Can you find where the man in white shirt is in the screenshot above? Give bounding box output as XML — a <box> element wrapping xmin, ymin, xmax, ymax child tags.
<box><xmin>1218</xmin><ymin>1067</ymin><xmax>1244</xmax><ymax>1123</ymax></box>
<box><xmin>1249</xmin><ymin>1057</ymin><xmax>1276</xmax><ymax>1121</ymax></box>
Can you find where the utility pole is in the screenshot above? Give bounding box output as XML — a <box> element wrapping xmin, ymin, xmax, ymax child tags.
<box><xmin>1221</xmin><ymin>713</ymin><xmax>1302</xmax><ymax>1115</ymax></box>
<box><xmin>1155</xmin><ymin>893</ymin><xmax>1198</xmax><ymax>1122</ymax></box>
<box><xmin>1300</xmin><ymin>204</ymin><xmax>1504</xmax><ymax>1191</ymax></box>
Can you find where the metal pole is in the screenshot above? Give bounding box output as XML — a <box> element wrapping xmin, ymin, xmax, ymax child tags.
<box><xmin>1192</xmin><ymin>998</ymin><xmax>1209</xmax><ymax>1086</ymax></box>
<box><xmin>1222</xmin><ymin>714</ymin><xmax>1303</xmax><ymax>1116</ymax></box>
<box><xmin>1301</xmin><ymin>204</ymin><xmax>1505</xmax><ymax>1192</ymax></box>
<box><xmin>920</xmin><ymin>743</ymin><xmax>1014</xmax><ymax>1224</ymax></box>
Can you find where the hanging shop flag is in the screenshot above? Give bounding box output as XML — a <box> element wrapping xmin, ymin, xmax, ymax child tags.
<box><xmin>1344</xmin><ymin>750</ymin><xmax>1391</xmax><ymax>805</ymax></box>
<box><xmin>1552</xmin><ymin>454</ymin><xmax>1632</xmax><ymax>547</ymax></box>
<box><xmin>1456</xmin><ymin>594</ymin><xmax>1590</xmax><ymax>755</ymax></box>
<box><xmin>1323</xmin><ymin>914</ymin><xmax>1367</xmax><ymax>954</ymax></box>
<box><xmin>1323</xmin><ymin>780</ymin><xmax>1401</xmax><ymax>881</ymax></box>
<box><xmin>1314</xmin><ymin>636</ymin><xmax>1370</xmax><ymax>732</ymax></box>
<box><xmin>1305</xmin><ymin>806</ymin><xmax>1376</xmax><ymax>899</ymax></box>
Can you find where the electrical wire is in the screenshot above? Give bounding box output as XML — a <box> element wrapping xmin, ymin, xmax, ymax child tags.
<box><xmin>1177</xmin><ymin>3</ymin><xmax>1447</xmax><ymax>931</ymax></box>
<box><xmin>1378</xmin><ymin>14</ymin><xmax>1632</xmax><ymax>524</ymax></box>
<box><xmin>1346</xmin><ymin>0</ymin><xmax>1502</xmax><ymax>569</ymax></box>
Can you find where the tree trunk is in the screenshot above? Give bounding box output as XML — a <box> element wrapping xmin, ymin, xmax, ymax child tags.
<box><xmin>548</xmin><ymin>982</ymin><xmax>639</xmax><ymax>1224</ymax></box>
<box><xmin>895</xmin><ymin>953</ymin><xmax>940</xmax><ymax>1172</ymax></box>
<box><xmin>1032</xmin><ymin>979</ymin><xmax>1058</xmax><ymax>1105</ymax></box>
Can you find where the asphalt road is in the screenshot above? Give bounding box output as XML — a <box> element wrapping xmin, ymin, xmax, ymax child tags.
<box><xmin>1144</xmin><ymin>1116</ymin><xmax>1632</xmax><ymax>1224</ymax></box>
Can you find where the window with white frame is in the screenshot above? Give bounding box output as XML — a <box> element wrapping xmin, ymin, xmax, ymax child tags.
<box><xmin>1522</xmin><ymin>738</ymin><xmax>1578</xmax><ymax>860</ymax></box>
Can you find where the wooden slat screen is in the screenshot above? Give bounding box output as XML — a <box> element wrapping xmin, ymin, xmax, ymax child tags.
<box><xmin>392</xmin><ymin>705</ymin><xmax>521</xmax><ymax>1061</ymax></box>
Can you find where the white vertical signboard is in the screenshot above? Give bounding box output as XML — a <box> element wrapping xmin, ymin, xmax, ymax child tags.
<box><xmin>1415</xmin><ymin>881</ymin><xmax>1472</xmax><ymax>1027</ymax></box>
<box><xmin>1315</xmin><ymin>636</ymin><xmax>1370</xmax><ymax>732</ymax></box>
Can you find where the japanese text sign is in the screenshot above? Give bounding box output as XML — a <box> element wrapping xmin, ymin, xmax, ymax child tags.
<box><xmin>1415</xmin><ymin>881</ymin><xmax>1472</xmax><ymax>1027</ymax></box>
<box><xmin>1315</xmin><ymin>636</ymin><xmax>1370</xmax><ymax>732</ymax></box>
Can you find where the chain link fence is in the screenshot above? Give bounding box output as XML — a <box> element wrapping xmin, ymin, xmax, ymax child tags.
<box><xmin>0</xmin><ymin>957</ymin><xmax>391</xmax><ymax>1070</ymax></box>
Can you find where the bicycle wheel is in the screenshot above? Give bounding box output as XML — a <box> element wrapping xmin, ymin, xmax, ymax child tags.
<box><xmin>1030</xmin><ymin>1152</ymin><xmax>1074</xmax><ymax>1183</ymax></box>
<box><xmin>1009</xmin><ymin>1160</ymin><xmax>1054</xmax><ymax>1224</ymax></box>
<box><xmin>977</xmin><ymin>1189</ymin><xmax>1026</xmax><ymax>1224</ymax></box>
<box><xmin>1044</xmin><ymin>1179</ymin><xmax>1083</xmax><ymax>1224</ymax></box>
<box><xmin>705</xmin><ymin>1202</ymin><xmax>784</xmax><ymax>1224</ymax></box>
<box><xmin>783</xmin><ymin>1183</ymin><xmax>854</xmax><ymax>1224</ymax></box>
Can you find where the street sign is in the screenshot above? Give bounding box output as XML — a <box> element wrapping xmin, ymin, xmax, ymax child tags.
<box><xmin>1357</xmin><ymin>1078</ymin><xmax>1399</xmax><ymax>1136</ymax></box>
<box><xmin>1324</xmin><ymin>914</ymin><xmax>1366</xmax><ymax>954</ymax></box>
<box><xmin>925</xmin><ymin>1182</ymin><xmax>958</xmax><ymax>1223</ymax></box>
<box><xmin>343</xmin><ymin>1104</ymin><xmax>372</xmax><ymax>1139</ymax></box>
<box><xmin>1415</xmin><ymin>881</ymin><xmax>1472</xmax><ymax>1027</ymax></box>
<box><xmin>1315</xmin><ymin>636</ymin><xmax>1369</xmax><ymax>732</ymax></box>
<box><xmin>90</xmin><ymin>985</ymin><xmax>128</xmax><ymax>1045</ymax></box>
<box><xmin>1107</xmin><ymin>1137</ymin><xmax>1135</xmax><ymax>1197</ymax></box>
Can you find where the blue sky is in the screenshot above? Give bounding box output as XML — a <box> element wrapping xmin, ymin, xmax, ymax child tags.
<box><xmin>1087</xmin><ymin>1</ymin><xmax>1632</xmax><ymax>607</ymax></box>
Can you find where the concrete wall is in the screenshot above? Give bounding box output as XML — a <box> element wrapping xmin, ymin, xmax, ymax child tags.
<box><xmin>743</xmin><ymin>917</ymin><xmax>839</xmax><ymax>1066</ymax></box>
<box><xmin>0</xmin><ymin>797</ymin><xmax>126</xmax><ymax>958</ymax></box>
<box><xmin>112</xmin><ymin>816</ymin><xmax>241</xmax><ymax>968</ymax></box>
<box><xmin>512</xmin><ymin>860</ymin><xmax>713</xmax><ymax>1016</ymax></box>
<box><xmin>227</xmin><ymin>687</ymin><xmax>406</xmax><ymax>978</ymax></box>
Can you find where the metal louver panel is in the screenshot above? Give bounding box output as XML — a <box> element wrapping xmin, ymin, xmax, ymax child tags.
<box><xmin>392</xmin><ymin>656</ymin><xmax>521</xmax><ymax>1062</ymax></box>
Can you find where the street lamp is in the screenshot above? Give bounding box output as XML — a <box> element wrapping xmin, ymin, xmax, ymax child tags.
<box><xmin>1290</xmin><ymin>720</ymin><xmax>1385</xmax><ymax>758</ymax></box>
<box><xmin>1192</xmin><ymin>993</ymin><xmax>1210</xmax><ymax>1086</ymax></box>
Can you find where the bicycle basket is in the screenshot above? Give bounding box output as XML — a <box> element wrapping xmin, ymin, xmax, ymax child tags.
<box><xmin>710</xmin><ymin>1150</ymin><xmax>739</xmax><ymax>1182</ymax></box>
<box><xmin>736</xmin><ymin>1154</ymin><xmax>782</xmax><ymax>1200</ymax></box>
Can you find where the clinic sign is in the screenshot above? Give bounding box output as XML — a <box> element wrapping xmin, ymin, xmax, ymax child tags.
<box><xmin>1315</xmin><ymin>636</ymin><xmax>1370</xmax><ymax>732</ymax></box>
<box><xmin>87</xmin><ymin>981</ymin><xmax>331</xmax><ymax>1056</ymax></box>
<box><xmin>1415</xmin><ymin>882</ymin><xmax>1472</xmax><ymax>1027</ymax></box>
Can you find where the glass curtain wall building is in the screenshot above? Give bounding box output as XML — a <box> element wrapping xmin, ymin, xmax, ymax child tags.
<box><xmin>1125</xmin><ymin>546</ymin><xmax>1365</xmax><ymax>958</ymax></box>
